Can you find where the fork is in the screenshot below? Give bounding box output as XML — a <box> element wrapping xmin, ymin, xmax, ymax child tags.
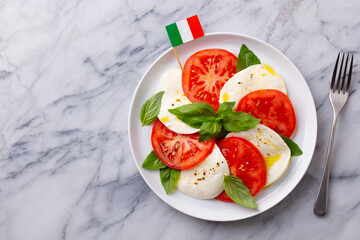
<box><xmin>314</xmin><ymin>53</ymin><xmax>354</xmax><ymax>216</ymax></box>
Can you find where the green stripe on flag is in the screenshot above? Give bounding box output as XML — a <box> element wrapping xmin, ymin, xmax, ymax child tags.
<box><xmin>165</xmin><ymin>23</ymin><xmax>183</xmax><ymax>47</ymax></box>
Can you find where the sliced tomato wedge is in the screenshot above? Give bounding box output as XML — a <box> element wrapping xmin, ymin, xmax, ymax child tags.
<box><xmin>237</xmin><ymin>89</ymin><xmax>296</xmax><ymax>137</ymax></box>
<box><xmin>151</xmin><ymin>119</ymin><xmax>215</xmax><ymax>170</ymax></box>
<box><xmin>215</xmin><ymin>137</ymin><xmax>266</xmax><ymax>201</ymax></box>
<box><xmin>182</xmin><ymin>49</ymin><xmax>237</xmax><ymax>111</ymax></box>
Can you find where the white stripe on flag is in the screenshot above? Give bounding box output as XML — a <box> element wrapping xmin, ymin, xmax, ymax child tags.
<box><xmin>176</xmin><ymin>19</ymin><xmax>193</xmax><ymax>44</ymax></box>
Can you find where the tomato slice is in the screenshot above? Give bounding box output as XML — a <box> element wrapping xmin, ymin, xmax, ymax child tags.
<box><xmin>182</xmin><ymin>49</ymin><xmax>237</xmax><ymax>111</ymax></box>
<box><xmin>215</xmin><ymin>137</ymin><xmax>266</xmax><ymax>201</ymax></box>
<box><xmin>151</xmin><ymin>119</ymin><xmax>215</xmax><ymax>170</ymax></box>
<box><xmin>237</xmin><ymin>89</ymin><xmax>296</xmax><ymax>137</ymax></box>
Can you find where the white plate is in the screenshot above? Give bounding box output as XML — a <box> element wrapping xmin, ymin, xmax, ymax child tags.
<box><xmin>128</xmin><ymin>32</ymin><xmax>317</xmax><ymax>221</ymax></box>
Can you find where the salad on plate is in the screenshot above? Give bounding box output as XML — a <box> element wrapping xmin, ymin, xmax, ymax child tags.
<box><xmin>139</xmin><ymin>44</ymin><xmax>302</xmax><ymax>209</ymax></box>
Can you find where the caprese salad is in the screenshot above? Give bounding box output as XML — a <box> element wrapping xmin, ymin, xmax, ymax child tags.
<box><xmin>140</xmin><ymin>44</ymin><xmax>302</xmax><ymax>209</ymax></box>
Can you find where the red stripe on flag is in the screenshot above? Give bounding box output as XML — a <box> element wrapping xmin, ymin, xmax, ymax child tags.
<box><xmin>186</xmin><ymin>15</ymin><xmax>204</xmax><ymax>39</ymax></box>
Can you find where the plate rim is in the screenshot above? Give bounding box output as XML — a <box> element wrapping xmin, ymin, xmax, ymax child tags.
<box><xmin>128</xmin><ymin>32</ymin><xmax>317</xmax><ymax>221</ymax></box>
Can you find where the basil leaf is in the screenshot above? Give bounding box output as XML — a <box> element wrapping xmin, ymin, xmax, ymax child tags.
<box><xmin>218</xmin><ymin>102</ymin><xmax>235</xmax><ymax>117</ymax></box>
<box><xmin>279</xmin><ymin>134</ymin><xmax>303</xmax><ymax>156</ymax></box>
<box><xmin>160</xmin><ymin>167</ymin><xmax>181</xmax><ymax>194</ymax></box>
<box><xmin>142</xmin><ymin>151</ymin><xmax>167</xmax><ymax>170</ymax></box>
<box><xmin>199</xmin><ymin>119</ymin><xmax>222</xmax><ymax>142</ymax></box>
<box><xmin>168</xmin><ymin>102</ymin><xmax>216</xmax><ymax>128</ymax></box>
<box><xmin>236</xmin><ymin>44</ymin><xmax>261</xmax><ymax>72</ymax></box>
<box><xmin>140</xmin><ymin>91</ymin><xmax>164</xmax><ymax>126</ymax></box>
<box><xmin>223</xmin><ymin>175</ymin><xmax>257</xmax><ymax>209</ymax></box>
<box><xmin>222</xmin><ymin>111</ymin><xmax>260</xmax><ymax>132</ymax></box>
<box><xmin>215</xmin><ymin>126</ymin><xmax>230</xmax><ymax>140</ymax></box>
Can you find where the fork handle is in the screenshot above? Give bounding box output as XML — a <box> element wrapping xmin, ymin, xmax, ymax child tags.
<box><xmin>314</xmin><ymin>113</ymin><xmax>338</xmax><ymax>216</ymax></box>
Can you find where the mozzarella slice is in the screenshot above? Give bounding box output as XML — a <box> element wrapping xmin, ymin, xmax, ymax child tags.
<box><xmin>176</xmin><ymin>145</ymin><xmax>229</xmax><ymax>199</ymax></box>
<box><xmin>157</xmin><ymin>68</ymin><xmax>198</xmax><ymax>134</ymax></box>
<box><xmin>227</xmin><ymin>124</ymin><xmax>291</xmax><ymax>187</ymax></box>
<box><xmin>219</xmin><ymin>64</ymin><xmax>287</xmax><ymax>108</ymax></box>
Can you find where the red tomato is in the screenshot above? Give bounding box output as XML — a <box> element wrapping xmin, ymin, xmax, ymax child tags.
<box><xmin>151</xmin><ymin>119</ymin><xmax>215</xmax><ymax>170</ymax></box>
<box><xmin>215</xmin><ymin>137</ymin><xmax>266</xmax><ymax>201</ymax></box>
<box><xmin>237</xmin><ymin>89</ymin><xmax>296</xmax><ymax>137</ymax></box>
<box><xmin>182</xmin><ymin>49</ymin><xmax>237</xmax><ymax>111</ymax></box>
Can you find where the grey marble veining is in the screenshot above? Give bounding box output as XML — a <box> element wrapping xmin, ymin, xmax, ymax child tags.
<box><xmin>0</xmin><ymin>0</ymin><xmax>359</xmax><ymax>239</ymax></box>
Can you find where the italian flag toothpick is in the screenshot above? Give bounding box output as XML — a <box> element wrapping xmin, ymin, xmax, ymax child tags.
<box><xmin>165</xmin><ymin>15</ymin><xmax>204</xmax><ymax>70</ymax></box>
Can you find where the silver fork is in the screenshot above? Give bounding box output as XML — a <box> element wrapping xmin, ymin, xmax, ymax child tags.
<box><xmin>314</xmin><ymin>53</ymin><xmax>354</xmax><ymax>216</ymax></box>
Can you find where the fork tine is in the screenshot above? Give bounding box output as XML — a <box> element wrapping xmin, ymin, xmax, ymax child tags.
<box><xmin>330</xmin><ymin>53</ymin><xmax>340</xmax><ymax>91</ymax></box>
<box><xmin>340</xmin><ymin>54</ymin><xmax>350</xmax><ymax>94</ymax></box>
<box><xmin>335</xmin><ymin>53</ymin><xmax>345</xmax><ymax>93</ymax></box>
<box><xmin>346</xmin><ymin>55</ymin><xmax>354</xmax><ymax>93</ymax></box>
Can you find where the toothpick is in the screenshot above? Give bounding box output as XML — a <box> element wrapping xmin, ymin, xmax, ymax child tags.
<box><xmin>172</xmin><ymin>47</ymin><xmax>183</xmax><ymax>71</ymax></box>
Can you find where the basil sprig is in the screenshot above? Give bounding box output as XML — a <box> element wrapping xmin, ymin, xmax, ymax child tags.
<box><xmin>140</xmin><ymin>91</ymin><xmax>164</xmax><ymax>126</ymax></box>
<box><xmin>223</xmin><ymin>175</ymin><xmax>257</xmax><ymax>209</ymax></box>
<box><xmin>142</xmin><ymin>151</ymin><xmax>180</xmax><ymax>194</ymax></box>
<box><xmin>142</xmin><ymin>151</ymin><xmax>167</xmax><ymax>170</ymax></box>
<box><xmin>160</xmin><ymin>167</ymin><xmax>180</xmax><ymax>194</ymax></box>
<box><xmin>279</xmin><ymin>134</ymin><xmax>303</xmax><ymax>156</ymax></box>
<box><xmin>236</xmin><ymin>44</ymin><xmax>261</xmax><ymax>72</ymax></box>
<box><xmin>169</xmin><ymin>101</ymin><xmax>260</xmax><ymax>142</ymax></box>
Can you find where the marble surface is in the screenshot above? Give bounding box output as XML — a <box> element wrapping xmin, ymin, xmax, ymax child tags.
<box><xmin>0</xmin><ymin>0</ymin><xmax>359</xmax><ymax>239</ymax></box>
